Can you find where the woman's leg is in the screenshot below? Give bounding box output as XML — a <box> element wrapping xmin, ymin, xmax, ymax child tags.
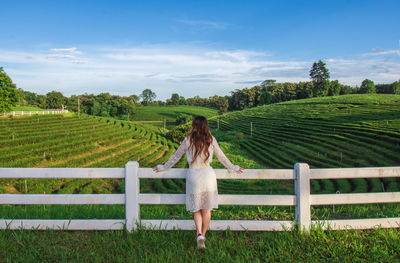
<box><xmin>201</xmin><ymin>209</ymin><xmax>211</xmax><ymax>236</ymax></box>
<box><xmin>194</xmin><ymin>210</ymin><xmax>203</xmax><ymax>235</ymax></box>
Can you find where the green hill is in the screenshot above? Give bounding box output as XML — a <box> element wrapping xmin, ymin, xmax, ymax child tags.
<box><xmin>209</xmin><ymin>94</ymin><xmax>400</xmax><ymax>169</ymax></box>
<box><xmin>208</xmin><ymin>94</ymin><xmax>400</xmax><ymax>195</ymax></box>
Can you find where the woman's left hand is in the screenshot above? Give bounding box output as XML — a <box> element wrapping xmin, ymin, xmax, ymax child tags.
<box><xmin>238</xmin><ymin>167</ymin><xmax>244</xmax><ymax>173</ymax></box>
<box><xmin>152</xmin><ymin>166</ymin><xmax>159</xmax><ymax>173</ymax></box>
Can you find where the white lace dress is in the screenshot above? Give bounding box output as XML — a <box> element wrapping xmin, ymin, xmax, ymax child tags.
<box><xmin>156</xmin><ymin>136</ymin><xmax>240</xmax><ymax>212</ymax></box>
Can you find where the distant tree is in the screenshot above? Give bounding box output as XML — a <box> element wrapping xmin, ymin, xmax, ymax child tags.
<box><xmin>228</xmin><ymin>89</ymin><xmax>247</xmax><ymax>110</ymax></box>
<box><xmin>309</xmin><ymin>60</ymin><xmax>330</xmax><ymax>97</ymax></box>
<box><xmin>129</xmin><ymin>94</ymin><xmax>140</xmax><ymax>105</ymax></box>
<box><xmin>296</xmin><ymin>82</ymin><xmax>314</xmax><ymax>99</ymax></box>
<box><xmin>312</xmin><ymin>80</ymin><xmax>330</xmax><ymax>97</ymax></box>
<box><xmin>179</xmin><ymin>96</ymin><xmax>186</xmax><ymax>105</ymax></box>
<box><xmin>20</xmin><ymin>89</ymin><xmax>38</xmax><ymax>106</ymax></box>
<box><xmin>46</xmin><ymin>91</ymin><xmax>66</xmax><ymax>109</ymax></box>
<box><xmin>140</xmin><ymin>89</ymin><xmax>156</xmax><ymax>105</ymax></box>
<box><xmin>0</xmin><ymin>67</ymin><xmax>19</xmax><ymax>112</ymax></box>
<box><xmin>214</xmin><ymin>96</ymin><xmax>228</xmax><ymax>114</ymax></box>
<box><xmin>282</xmin><ymin>83</ymin><xmax>297</xmax><ymax>101</ymax></box>
<box><xmin>169</xmin><ymin>93</ymin><xmax>180</xmax><ymax>105</ymax></box>
<box><xmin>260</xmin><ymin>79</ymin><xmax>277</xmax><ymax>89</ymax></box>
<box><xmin>259</xmin><ymin>90</ymin><xmax>272</xmax><ymax>105</ymax></box>
<box><xmin>339</xmin><ymin>84</ymin><xmax>353</xmax><ymax>95</ymax></box>
<box><xmin>155</xmin><ymin>100</ymin><xmax>166</xmax><ymax>106</ymax></box>
<box><xmin>310</xmin><ymin>60</ymin><xmax>330</xmax><ymax>84</ymax></box>
<box><xmin>376</xmin><ymin>81</ymin><xmax>400</xmax><ymax>94</ymax></box>
<box><xmin>36</xmin><ymin>94</ymin><xmax>47</xmax><ymax>108</ymax></box>
<box><xmin>16</xmin><ymin>88</ymin><xmax>28</xmax><ymax>106</ymax></box>
<box><xmin>392</xmin><ymin>81</ymin><xmax>400</xmax><ymax>94</ymax></box>
<box><xmin>328</xmin><ymin>80</ymin><xmax>341</xmax><ymax>96</ymax></box>
<box><xmin>90</xmin><ymin>100</ymin><xmax>102</xmax><ymax>115</ymax></box>
<box><xmin>228</xmin><ymin>86</ymin><xmax>263</xmax><ymax>110</ymax></box>
<box><xmin>360</xmin><ymin>79</ymin><xmax>376</xmax><ymax>94</ymax></box>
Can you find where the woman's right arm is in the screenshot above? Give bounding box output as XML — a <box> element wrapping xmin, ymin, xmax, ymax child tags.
<box><xmin>153</xmin><ymin>137</ymin><xmax>188</xmax><ymax>172</ymax></box>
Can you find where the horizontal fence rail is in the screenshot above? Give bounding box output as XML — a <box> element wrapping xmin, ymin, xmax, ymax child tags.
<box><xmin>0</xmin><ymin>162</ymin><xmax>400</xmax><ymax>231</ymax></box>
<box><xmin>2</xmin><ymin>110</ymin><xmax>69</xmax><ymax>116</ymax></box>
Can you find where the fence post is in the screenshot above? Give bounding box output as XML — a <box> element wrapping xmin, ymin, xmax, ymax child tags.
<box><xmin>125</xmin><ymin>161</ymin><xmax>139</xmax><ymax>232</ymax></box>
<box><xmin>294</xmin><ymin>163</ymin><xmax>311</xmax><ymax>231</ymax></box>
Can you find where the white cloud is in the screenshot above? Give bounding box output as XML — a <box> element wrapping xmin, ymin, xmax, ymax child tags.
<box><xmin>177</xmin><ymin>19</ymin><xmax>228</xmax><ymax>29</ymax></box>
<box><xmin>46</xmin><ymin>54</ymin><xmax>76</xmax><ymax>59</ymax></box>
<box><xmin>49</xmin><ymin>47</ymin><xmax>82</xmax><ymax>55</ymax></box>
<box><xmin>361</xmin><ymin>48</ymin><xmax>400</xmax><ymax>57</ymax></box>
<box><xmin>0</xmin><ymin>44</ymin><xmax>399</xmax><ymax>99</ymax></box>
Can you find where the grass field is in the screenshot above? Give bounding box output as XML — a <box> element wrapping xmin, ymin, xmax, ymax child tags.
<box><xmin>10</xmin><ymin>105</ymin><xmax>44</xmax><ymax>111</ymax></box>
<box><xmin>1</xmin><ymin>227</ymin><xmax>399</xmax><ymax>262</ymax></box>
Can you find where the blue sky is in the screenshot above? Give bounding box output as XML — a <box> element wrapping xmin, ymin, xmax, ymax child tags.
<box><xmin>1</xmin><ymin>0</ymin><xmax>399</xmax><ymax>99</ymax></box>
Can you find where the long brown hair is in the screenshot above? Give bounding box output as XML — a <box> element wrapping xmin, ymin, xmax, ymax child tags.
<box><xmin>188</xmin><ymin>116</ymin><xmax>213</xmax><ymax>164</ymax></box>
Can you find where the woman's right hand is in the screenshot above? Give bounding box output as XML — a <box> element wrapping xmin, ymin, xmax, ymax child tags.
<box><xmin>152</xmin><ymin>166</ymin><xmax>160</xmax><ymax>173</ymax></box>
<box><xmin>238</xmin><ymin>167</ymin><xmax>244</xmax><ymax>173</ymax></box>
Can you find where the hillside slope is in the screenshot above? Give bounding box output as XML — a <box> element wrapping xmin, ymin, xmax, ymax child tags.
<box><xmin>209</xmin><ymin>94</ymin><xmax>400</xmax><ymax>169</ymax></box>
<box><xmin>208</xmin><ymin>94</ymin><xmax>400</xmax><ymax>194</ymax></box>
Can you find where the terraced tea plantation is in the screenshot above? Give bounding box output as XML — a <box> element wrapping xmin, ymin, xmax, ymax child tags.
<box><xmin>0</xmin><ymin>114</ymin><xmax>190</xmax><ymax>195</ymax></box>
<box><xmin>209</xmin><ymin>94</ymin><xmax>400</xmax><ymax>195</ymax></box>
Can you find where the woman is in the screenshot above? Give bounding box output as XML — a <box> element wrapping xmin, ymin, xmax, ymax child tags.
<box><xmin>153</xmin><ymin>116</ymin><xmax>244</xmax><ymax>249</ymax></box>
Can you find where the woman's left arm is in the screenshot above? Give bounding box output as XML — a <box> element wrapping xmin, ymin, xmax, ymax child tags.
<box><xmin>212</xmin><ymin>137</ymin><xmax>244</xmax><ymax>173</ymax></box>
<box><xmin>153</xmin><ymin>137</ymin><xmax>188</xmax><ymax>172</ymax></box>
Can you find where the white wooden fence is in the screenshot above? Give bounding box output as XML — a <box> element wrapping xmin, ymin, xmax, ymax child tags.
<box><xmin>2</xmin><ymin>110</ymin><xmax>69</xmax><ymax>117</ymax></box>
<box><xmin>0</xmin><ymin>162</ymin><xmax>400</xmax><ymax>232</ymax></box>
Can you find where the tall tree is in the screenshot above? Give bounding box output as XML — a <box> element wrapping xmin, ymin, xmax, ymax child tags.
<box><xmin>140</xmin><ymin>89</ymin><xmax>156</xmax><ymax>105</ymax></box>
<box><xmin>310</xmin><ymin>60</ymin><xmax>330</xmax><ymax>83</ymax></box>
<box><xmin>0</xmin><ymin>67</ymin><xmax>19</xmax><ymax>112</ymax></box>
<box><xmin>310</xmin><ymin>60</ymin><xmax>330</xmax><ymax>97</ymax></box>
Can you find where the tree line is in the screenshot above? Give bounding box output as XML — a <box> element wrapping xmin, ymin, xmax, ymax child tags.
<box><xmin>1</xmin><ymin>62</ymin><xmax>399</xmax><ymax>119</ymax></box>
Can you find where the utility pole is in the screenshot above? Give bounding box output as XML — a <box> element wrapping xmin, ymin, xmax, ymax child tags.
<box><xmin>217</xmin><ymin>118</ymin><xmax>219</xmax><ymax>130</ymax></box>
<box><xmin>78</xmin><ymin>96</ymin><xmax>80</xmax><ymax>118</ymax></box>
<box><xmin>250</xmin><ymin>121</ymin><xmax>253</xmax><ymax>137</ymax></box>
<box><xmin>163</xmin><ymin>119</ymin><xmax>166</xmax><ymax>135</ymax></box>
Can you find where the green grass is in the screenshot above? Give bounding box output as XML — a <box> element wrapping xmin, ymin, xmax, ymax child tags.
<box><xmin>10</xmin><ymin>105</ymin><xmax>44</xmax><ymax>111</ymax></box>
<box><xmin>1</xmin><ymin>227</ymin><xmax>399</xmax><ymax>262</ymax></box>
<box><xmin>132</xmin><ymin>105</ymin><xmax>218</xmax><ymax>121</ymax></box>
